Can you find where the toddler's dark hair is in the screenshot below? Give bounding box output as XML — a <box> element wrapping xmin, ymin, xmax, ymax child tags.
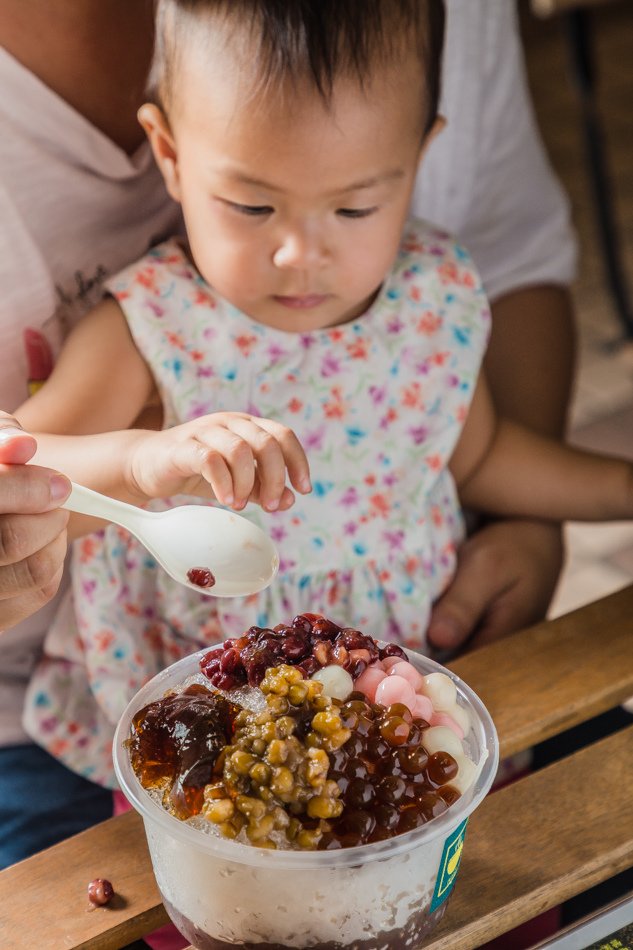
<box><xmin>150</xmin><ymin>0</ymin><xmax>444</xmax><ymax>137</ymax></box>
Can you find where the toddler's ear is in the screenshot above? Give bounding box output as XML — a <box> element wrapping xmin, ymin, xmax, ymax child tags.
<box><xmin>138</xmin><ymin>104</ymin><xmax>182</xmax><ymax>202</ymax></box>
<box><xmin>418</xmin><ymin>114</ymin><xmax>447</xmax><ymax>166</ymax></box>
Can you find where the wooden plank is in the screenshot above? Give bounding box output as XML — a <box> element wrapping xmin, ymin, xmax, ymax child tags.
<box><xmin>449</xmin><ymin>584</ymin><xmax>633</xmax><ymax>759</ymax></box>
<box><xmin>423</xmin><ymin>725</ymin><xmax>633</xmax><ymax>949</ymax></box>
<box><xmin>0</xmin><ymin>809</ymin><xmax>168</xmax><ymax>950</ymax></box>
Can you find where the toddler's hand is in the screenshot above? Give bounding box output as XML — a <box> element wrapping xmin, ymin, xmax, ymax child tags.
<box><xmin>130</xmin><ymin>412</ymin><xmax>311</xmax><ymax>512</ymax></box>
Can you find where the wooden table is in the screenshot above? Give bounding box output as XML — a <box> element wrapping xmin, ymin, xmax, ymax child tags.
<box><xmin>2</xmin><ymin>584</ymin><xmax>633</xmax><ymax>949</ymax></box>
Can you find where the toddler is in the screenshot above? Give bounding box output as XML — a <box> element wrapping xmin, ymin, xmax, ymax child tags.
<box><xmin>17</xmin><ymin>0</ymin><xmax>633</xmax><ymax>787</ymax></box>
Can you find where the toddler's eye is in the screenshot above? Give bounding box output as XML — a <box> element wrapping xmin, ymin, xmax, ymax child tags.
<box><xmin>337</xmin><ymin>207</ymin><xmax>378</xmax><ymax>219</ymax></box>
<box><xmin>227</xmin><ymin>201</ymin><xmax>273</xmax><ymax>217</ymax></box>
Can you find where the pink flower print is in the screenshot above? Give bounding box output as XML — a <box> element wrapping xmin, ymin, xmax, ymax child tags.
<box><xmin>379</xmin><ymin>407</ymin><xmax>398</xmax><ymax>429</ymax></box>
<box><xmin>369</xmin><ymin>493</ymin><xmax>390</xmax><ymax>517</ymax></box>
<box><xmin>203</xmin><ymin>326</ymin><xmax>218</xmax><ymax>339</ymax></box>
<box><xmin>303</xmin><ymin>426</ymin><xmax>325</xmax><ymax>451</ymax></box>
<box><xmin>447</xmin><ymin>373</ymin><xmax>460</xmax><ymax>388</ymax></box>
<box><xmin>431</xmin><ymin>350</ymin><xmax>450</xmax><ymax>367</ymax></box>
<box><xmin>402</xmin><ymin>381</ymin><xmax>423</xmax><ymax>408</ymax></box>
<box><xmin>165</xmin><ymin>331</ymin><xmax>186</xmax><ymax>350</ymax></box>
<box><xmin>300</xmin><ymin>334</ymin><xmax>317</xmax><ymax>349</ymax></box>
<box><xmin>190</xmin><ymin>349</ymin><xmax>205</xmax><ymax>362</ymax></box>
<box><xmin>347</xmin><ymin>337</ymin><xmax>369</xmax><ymax>360</ymax></box>
<box><xmin>271</xmin><ymin>525</ymin><xmax>287</xmax><ymax>542</ymax></box>
<box><xmin>194</xmin><ymin>288</ymin><xmax>216</xmax><ymax>308</ymax></box>
<box><xmin>343</xmin><ymin>521</ymin><xmax>357</xmax><ymax>536</ymax></box>
<box><xmin>190</xmin><ymin>400</ymin><xmax>211</xmax><ymax>418</ymax></box>
<box><xmin>234</xmin><ymin>335</ymin><xmax>257</xmax><ymax>357</ymax></box>
<box><xmin>288</xmin><ymin>397</ymin><xmax>303</xmax><ymax>414</ymax></box>
<box><xmin>267</xmin><ymin>342</ymin><xmax>288</xmax><ymax>363</ymax></box>
<box><xmin>417</xmin><ymin>311</ymin><xmax>442</xmax><ymax>335</ymax></box>
<box><xmin>95</xmin><ymin>630</ymin><xmax>115</xmax><ymax>651</ymax></box>
<box><xmin>339</xmin><ymin>486</ymin><xmax>359</xmax><ymax>507</ymax></box>
<box><xmin>81</xmin><ymin>579</ymin><xmax>97</xmax><ymax>601</ymax></box>
<box><xmin>196</xmin><ymin>366</ymin><xmax>215</xmax><ymax>378</ymax></box>
<box><xmin>136</xmin><ymin>267</ymin><xmax>156</xmax><ymax>289</ymax></box>
<box><xmin>369</xmin><ymin>384</ymin><xmax>387</xmax><ymax>406</ymax></box>
<box><xmin>383</xmin><ymin>529</ymin><xmax>405</xmax><ymax>551</ymax></box>
<box><xmin>387</xmin><ymin>315</ymin><xmax>404</xmax><ymax>334</ymax></box>
<box><xmin>321</xmin><ymin>353</ymin><xmax>341</xmax><ymax>377</ymax></box>
<box><xmin>146</xmin><ymin>300</ymin><xmax>165</xmax><ymax>318</ymax></box>
<box><xmin>382</xmin><ymin>472</ymin><xmax>398</xmax><ymax>488</ymax></box>
<box><xmin>323</xmin><ymin>387</ymin><xmax>347</xmax><ymax>420</ymax></box>
<box><xmin>408</xmin><ymin>424</ymin><xmax>428</xmax><ymax>446</ymax></box>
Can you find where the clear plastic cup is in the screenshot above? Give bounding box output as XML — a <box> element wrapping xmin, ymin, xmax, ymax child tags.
<box><xmin>113</xmin><ymin>647</ymin><xmax>498</xmax><ymax>949</ymax></box>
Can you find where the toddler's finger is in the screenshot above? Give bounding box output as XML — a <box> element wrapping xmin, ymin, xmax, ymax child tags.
<box><xmin>256</xmin><ymin>418</ymin><xmax>311</xmax><ymax>494</ymax></box>
<box><xmin>223</xmin><ymin>418</ymin><xmax>288</xmax><ymax>511</ymax></box>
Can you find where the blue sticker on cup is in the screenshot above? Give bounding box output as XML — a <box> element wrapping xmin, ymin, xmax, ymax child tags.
<box><xmin>430</xmin><ymin>817</ymin><xmax>468</xmax><ymax>912</ymax></box>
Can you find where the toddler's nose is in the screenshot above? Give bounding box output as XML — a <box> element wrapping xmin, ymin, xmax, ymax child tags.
<box><xmin>273</xmin><ymin>226</ymin><xmax>328</xmax><ymax>270</ymax></box>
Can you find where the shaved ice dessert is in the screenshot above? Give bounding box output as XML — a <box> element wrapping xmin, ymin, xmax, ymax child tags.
<box><xmin>114</xmin><ymin>614</ymin><xmax>498</xmax><ymax>949</ymax></box>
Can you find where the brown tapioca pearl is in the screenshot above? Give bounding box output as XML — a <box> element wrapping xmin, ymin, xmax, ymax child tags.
<box><xmin>346</xmin><ymin>777</ymin><xmax>376</xmax><ymax>809</ymax></box>
<box><xmin>438</xmin><ymin>784</ymin><xmax>462</xmax><ymax>807</ymax></box>
<box><xmin>338</xmin><ymin>707</ymin><xmax>360</xmax><ymax>730</ymax></box>
<box><xmin>385</xmin><ymin>703</ymin><xmax>413</xmax><ymax>724</ymax></box>
<box><xmin>426</xmin><ymin>750</ymin><xmax>459</xmax><ymax>786</ymax></box>
<box><xmin>379</xmin><ymin>643</ymin><xmax>407</xmax><ymax>661</ymax></box>
<box><xmin>371</xmin><ymin>802</ymin><xmax>400</xmax><ymax>832</ymax></box>
<box><xmin>396</xmin><ymin>746</ymin><xmax>429</xmax><ymax>776</ymax></box>
<box><xmin>319</xmin><ymin>831</ymin><xmax>344</xmax><ymax>850</ymax></box>
<box><xmin>366</xmin><ymin>735</ymin><xmax>390</xmax><ymax>760</ymax></box>
<box><xmin>379</xmin><ymin>716</ymin><xmax>410</xmax><ymax>746</ymax></box>
<box><xmin>344</xmin><ymin>759</ymin><xmax>370</xmax><ymax>781</ymax></box>
<box><xmin>311</xmin><ymin>617</ymin><xmax>341</xmax><ymax>640</ymax></box>
<box><xmin>375</xmin><ymin>775</ymin><xmax>407</xmax><ymax>805</ymax></box>
<box><xmin>328</xmin><ymin>746</ymin><xmax>349</xmax><ymax>771</ymax></box>
<box><xmin>397</xmin><ymin>808</ymin><xmax>427</xmax><ymax>834</ymax></box>
<box><xmin>328</xmin><ymin>770</ymin><xmax>350</xmax><ymax>795</ymax></box>
<box><xmin>416</xmin><ymin>791</ymin><xmax>448</xmax><ymax>821</ymax></box>
<box><xmin>342</xmin><ymin>699</ymin><xmax>372</xmax><ymax>717</ymax></box>
<box><xmin>405</xmin><ymin>723</ymin><xmax>424</xmax><ymax>746</ymax></box>
<box><xmin>342</xmin><ymin>733</ymin><xmax>366</xmax><ymax>758</ymax></box>
<box><xmin>354</xmin><ymin>714</ymin><xmax>374</xmax><ymax>737</ymax></box>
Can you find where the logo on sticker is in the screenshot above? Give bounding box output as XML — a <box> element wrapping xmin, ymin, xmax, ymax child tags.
<box><xmin>430</xmin><ymin>817</ymin><xmax>468</xmax><ymax>912</ymax></box>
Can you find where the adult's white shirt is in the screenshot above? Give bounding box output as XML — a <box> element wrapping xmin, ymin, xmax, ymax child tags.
<box><xmin>0</xmin><ymin>46</ymin><xmax>181</xmax><ymax>744</ymax></box>
<box><xmin>0</xmin><ymin>0</ymin><xmax>576</xmax><ymax>748</ymax></box>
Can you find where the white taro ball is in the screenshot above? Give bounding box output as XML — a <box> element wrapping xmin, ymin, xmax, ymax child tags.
<box><xmin>421</xmin><ymin>725</ymin><xmax>464</xmax><ymax>759</ymax></box>
<box><xmin>450</xmin><ymin>703</ymin><xmax>471</xmax><ymax>737</ymax></box>
<box><xmin>450</xmin><ymin>754</ymin><xmax>478</xmax><ymax>795</ymax></box>
<box><xmin>422</xmin><ymin>672</ymin><xmax>457</xmax><ymax>712</ymax></box>
<box><xmin>311</xmin><ymin>665</ymin><xmax>354</xmax><ymax>701</ymax></box>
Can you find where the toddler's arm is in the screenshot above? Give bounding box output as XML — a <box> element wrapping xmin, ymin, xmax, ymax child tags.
<box><xmin>451</xmin><ymin>371</ymin><xmax>633</xmax><ymax>522</ymax></box>
<box><xmin>16</xmin><ymin>300</ymin><xmax>311</xmax><ymax>534</ymax></box>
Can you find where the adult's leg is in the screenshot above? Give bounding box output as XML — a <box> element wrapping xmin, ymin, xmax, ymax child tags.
<box><xmin>0</xmin><ymin>742</ymin><xmax>113</xmax><ymax>869</ymax></box>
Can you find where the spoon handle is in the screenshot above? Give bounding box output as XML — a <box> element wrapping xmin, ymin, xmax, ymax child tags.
<box><xmin>62</xmin><ymin>482</ymin><xmax>148</xmax><ymax>532</ymax></box>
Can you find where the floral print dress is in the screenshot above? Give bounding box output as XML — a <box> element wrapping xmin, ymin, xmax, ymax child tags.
<box><xmin>23</xmin><ymin>218</ymin><xmax>490</xmax><ymax>786</ymax></box>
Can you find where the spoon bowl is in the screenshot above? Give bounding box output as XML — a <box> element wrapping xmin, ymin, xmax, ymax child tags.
<box><xmin>63</xmin><ymin>483</ymin><xmax>279</xmax><ymax>597</ymax></box>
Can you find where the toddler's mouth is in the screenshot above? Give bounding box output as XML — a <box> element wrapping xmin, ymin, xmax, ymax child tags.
<box><xmin>273</xmin><ymin>294</ymin><xmax>330</xmax><ymax>309</ymax></box>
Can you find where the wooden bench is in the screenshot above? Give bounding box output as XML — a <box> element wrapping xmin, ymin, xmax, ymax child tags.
<box><xmin>2</xmin><ymin>584</ymin><xmax>633</xmax><ymax>949</ymax></box>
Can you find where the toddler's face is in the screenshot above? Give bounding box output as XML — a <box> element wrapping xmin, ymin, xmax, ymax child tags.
<box><xmin>144</xmin><ymin>40</ymin><xmax>434</xmax><ymax>331</ymax></box>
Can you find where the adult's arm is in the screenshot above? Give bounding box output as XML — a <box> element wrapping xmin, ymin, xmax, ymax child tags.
<box><xmin>412</xmin><ymin>0</ymin><xmax>578</xmax><ymax>650</ymax></box>
<box><xmin>0</xmin><ymin>413</ymin><xmax>70</xmax><ymax>631</ymax></box>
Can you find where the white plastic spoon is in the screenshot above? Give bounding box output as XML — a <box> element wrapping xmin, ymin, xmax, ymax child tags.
<box><xmin>63</xmin><ymin>482</ymin><xmax>279</xmax><ymax>597</ymax></box>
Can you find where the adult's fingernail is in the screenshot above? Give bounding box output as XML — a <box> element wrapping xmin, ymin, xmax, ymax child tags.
<box><xmin>300</xmin><ymin>477</ymin><xmax>312</xmax><ymax>493</ymax></box>
<box><xmin>0</xmin><ymin>426</ymin><xmax>25</xmax><ymax>443</ymax></box>
<box><xmin>49</xmin><ymin>474</ymin><xmax>71</xmax><ymax>503</ymax></box>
